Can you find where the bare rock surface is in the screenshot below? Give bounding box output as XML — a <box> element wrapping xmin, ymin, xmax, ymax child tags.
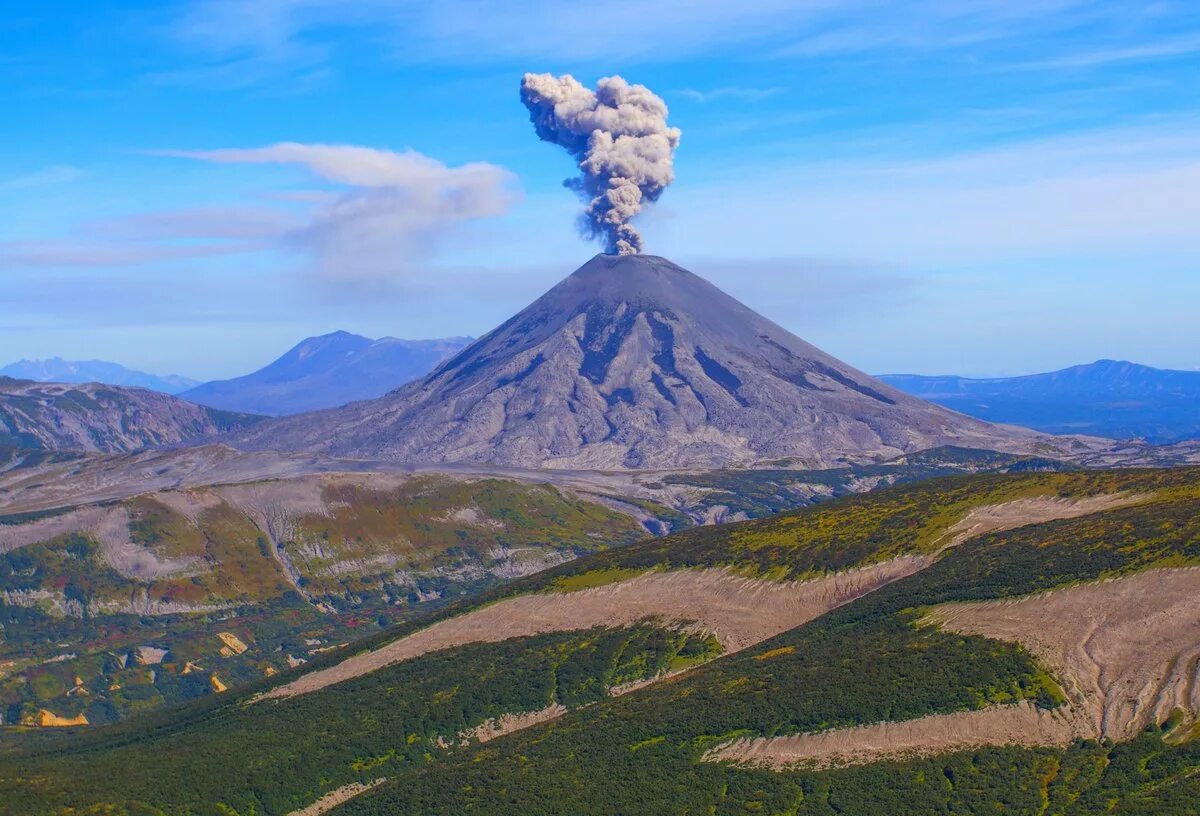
<box><xmin>933</xmin><ymin>492</ymin><xmax>1149</xmax><ymax>550</ymax></box>
<box><xmin>708</xmin><ymin>702</ymin><xmax>1082</xmax><ymax>768</ymax></box>
<box><xmin>232</xmin><ymin>255</ymin><xmax>1092</xmax><ymax>470</ymax></box>
<box><xmin>461</xmin><ymin>703</ymin><xmax>570</xmax><ymax>744</ymax></box>
<box><xmin>286</xmin><ymin>779</ymin><xmax>387</xmax><ymax>816</ymax></box>
<box><xmin>0</xmin><ymin>504</ymin><xmax>201</xmax><ymax>579</ymax></box>
<box><xmin>0</xmin><ymin>377</ymin><xmax>261</xmax><ymax>454</ymax></box>
<box><xmin>926</xmin><ymin>566</ymin><xmax>1200</xmax><ymax>741</ymax></box>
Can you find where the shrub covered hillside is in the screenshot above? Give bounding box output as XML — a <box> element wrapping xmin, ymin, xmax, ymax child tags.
<box><xmin>1</xmin><ymin>466</ymin><xmax>1199</xmax><ymax>814</ymax></box>
<box><xmin>0</xmin><ymin>474</ymin><xmax>648</xmax><ymax>726</ymax></box>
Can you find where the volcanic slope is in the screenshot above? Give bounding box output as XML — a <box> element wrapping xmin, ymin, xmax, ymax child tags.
<box><xmin>4</xmin><ymin>467</ymin><xmax>1200</xmax><ymax>815</ymax></box>
<box><xmin>0</xmin><ymin>377</ymin><xmax>261</xmax><ymax>453</ymax></box>
<box><xmin>232</xmin><ymin>254</ymin><xmax>1089</xmax><ymax>469</ymax></box>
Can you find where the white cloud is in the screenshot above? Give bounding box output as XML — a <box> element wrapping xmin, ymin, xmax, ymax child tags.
<box><xmin>0</xmin><ymin>144</ymin><xmax>518</xmax><ymax>281</ymax></box>
<box><xmin>1</xmin><ymin>165</ymin><xmax>83</xmax><ymax>190</ymax></box>
<box><xmin>677</xmin><ymin>86</ymin><xmax>786</xmax><ymax>103</ymax></box>
<box><xmin>660</xmin><ymin>121</ymin><xmax>1200</xmax><ymax>265</ymax></box>
<box><xmin>1017</xmin><ymin>33</ymin><xmax>1200</xmax><ymax>69</ymax></box>
<box><xmin>163</xmin><ymin>142</ymin><xmax>518</xmax><ymax>280</ymax></box>
<box><xmin>160</xmin><ymin>142</ymin><xmax>509</xmax><ymax>191</ymax></box>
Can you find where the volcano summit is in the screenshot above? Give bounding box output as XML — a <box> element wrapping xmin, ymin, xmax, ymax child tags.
<box><xmin>233</xmin><ymin>254</ymin><xmax>1065</xmax><ymax>469</ymax></box>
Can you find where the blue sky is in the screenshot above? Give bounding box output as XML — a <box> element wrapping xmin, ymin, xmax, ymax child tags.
<box><xmin>2</xmin><ymin>1</ymin><xmax>1199</xmax><ymax>380</ymax></box>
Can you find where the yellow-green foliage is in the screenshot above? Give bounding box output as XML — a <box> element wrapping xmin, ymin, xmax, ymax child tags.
<box><xmin>126</xmin><ymin>497</ymin><xmax>206</xmax><ymax>562</ymax></box>
<box><xmin>190</xmin><ymin>504</ymin><xmax>290</xmax><ymax>603</ymax></box>
<box><xmin>549</xmin><ymin>566</ymin><xmax>649</xmax><ymax>592</ymax></box>
<box><xmin>284</xmin><ymin>477</ymin><xmax>645</xmax><ymax>593</ymax></box>
<box><xmin>536</xmin><ymin>467</ymin><xmax>1200</xmax><ymax>583</ymax></box>
<box><xmin>126</xmin><ymin>497</ymin><xmax>290</xmax><ymax>606</ymax></box>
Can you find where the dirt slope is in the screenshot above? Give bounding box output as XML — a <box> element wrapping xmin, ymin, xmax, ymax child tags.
<box><xmin>709</xmin><ymin>566</ymin><xmax>1200</xmax><ymax>768</ymax></box>
<box><xmin>259</xmin><ymin>492</ymin><xmax>1142</xmax><ymax>701</ymax></box>
<box><xmin>927</xmin><ymin>566</ymin><xmax>1200</xmax><ymax>741</ymax></box>
<box><xmin>259</xmin><ymin>559</ymin><xmax>927</xmax><ymax>701</ymax></box>
<box><xmin>708</xmin><ymin>701</ymin><xmax>1080</xmax><ymax>768</ymax></box>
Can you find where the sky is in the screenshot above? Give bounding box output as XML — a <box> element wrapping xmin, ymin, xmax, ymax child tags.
<box><xmin>2</xmin><ymin>1</ymin><xmax>1199</xmax><ymax>380</ymax></box>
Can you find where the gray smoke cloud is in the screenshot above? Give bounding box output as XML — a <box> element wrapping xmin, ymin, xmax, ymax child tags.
<box><xmin>520</xmin><ymin>73</ymin><xmax>681</xmax><ymax>255</ymax></box>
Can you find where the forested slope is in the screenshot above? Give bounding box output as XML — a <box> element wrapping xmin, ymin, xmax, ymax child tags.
<box><xmin>2</xmin><ymin>467</ymin><xmax>1199</xmax><ymax>815</ymax></box>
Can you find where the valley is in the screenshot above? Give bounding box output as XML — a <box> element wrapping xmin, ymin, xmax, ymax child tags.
<box><xmin>3</xmin><ymin>467</ymin><xmax>1199</xmax><ymax>814</ymax></box>
<box><xmin>0</xmin><ymin>441</ymin><xmax>1089</xmax><ymax>727</ymax></box>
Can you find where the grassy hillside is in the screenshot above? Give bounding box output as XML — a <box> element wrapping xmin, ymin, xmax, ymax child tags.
<box><xmin>2</xmin><ymin>466</ymin><xmax>1199</xmax><ymax>814</ymax></box>
<box><xmin>0</xmin><ymin>475</ymin><xmax>646</xmax><ymax>726</ymax></box>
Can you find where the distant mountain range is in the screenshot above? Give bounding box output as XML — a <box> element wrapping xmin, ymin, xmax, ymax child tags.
<box><xmin>181</xmin><ymin>332</ymin><xmax>473</xmax><ymax>416</ymax></box>
<box><xmin>0</xmin><ymin>377</ymin><xmax>262</xmax><ymax>453</ymax></box>
<box><xmin>0</xmin><ymin>358</ymin><xmax>199</xmax><ymax>394</ymax></box>
<box><xmin>232</xmin><ymin>254</ymin><xmax>1068</xmax><ymax>469</ymax></box>
<box><xmin>879</xmin><ymin>360</ymin><xmax>1200</xmax><ymax>443</ymax></box>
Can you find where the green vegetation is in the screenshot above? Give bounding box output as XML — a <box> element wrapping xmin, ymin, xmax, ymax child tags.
<box><xmin>548</xmin><ymin>566</ymin><xmax>649</xmax><ymax>592</ymax></box>
<box><xmin>327</xmin><ymin>474</ymin><xmax>1200</xmax><ymax>815</ymax></box>
<box><xmin>528</xmin><ymin>466</ymin><xmax>1198</xmax><ymax>583</ymax></box>
<box><xmin>660</xmin><ymin>445</ymin><xmax>1074</xmax><ymax>518</ymax></box>
<box><xmin>2</xmin><ymin>466</ymin><xmax>1200</xmax><ymax>814</ymax></box>
<box><xmin>0</xmin><ymin>475</ymin><xmax>648</xmax><ymax>725</ymax></box>
<box><xmin>283</xmin><ymin>477</ymin><xmax>645</xmax><ymax>596</ymax></box>
<box><xmin>0</xmin><ymin>625</ymin><xmax>717</xmax><ymax>815</ymax></box>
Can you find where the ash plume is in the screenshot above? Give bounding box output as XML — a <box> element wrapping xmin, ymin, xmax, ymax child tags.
<box><xmin>520</xmin><ymin>73</ymin><xmax>681</xmax><ymax>255</ymax></box>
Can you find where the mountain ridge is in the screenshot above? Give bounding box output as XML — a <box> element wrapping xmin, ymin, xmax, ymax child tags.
<box><xmin>880</xmin><ymin>359</ymin><xmax>1200</xmax><ymax>443</ymax></box>
<box><xmin>0</xmin><ymin>357</ymin><xmax>199</xmax><ymax>394</ymax></box>
<box><xmin>231</xmin><ymin>254</ymin><xmax>1077</xmax><ymax>469</ymax></box>
<box><xmin>181</xmin><ymin>332</ymin><xmax>472</xmax><ymax>416</ymax></box>
<box><xmin>0</xmin><ymin>377</ymin><xmax>263</xmax><ymax>453</ymax></box>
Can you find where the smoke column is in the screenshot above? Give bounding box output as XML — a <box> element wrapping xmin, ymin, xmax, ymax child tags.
<box><xmin>520</xmin><ymin>73</ymin><xmax>681</xmax><ymax>255</ymax></box>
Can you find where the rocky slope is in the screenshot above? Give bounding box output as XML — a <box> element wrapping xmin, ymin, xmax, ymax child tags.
<box><xmin>182</xmin><ymin>332</ymin><xmax>472</xmax><ymax>415</ymax></box>
<box><xmin>233</xmin><ymin>254</ymin><xmax>1086</xmax><ymax>469</ymax></box>
<box><xmin>0</xmin><ymin>378</ymin><xmax>261</xmax><ymax>453</ymax></box>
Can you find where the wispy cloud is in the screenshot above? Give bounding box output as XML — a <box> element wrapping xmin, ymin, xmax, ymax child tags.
<box><xmin>667</xmin><ymin>119</ymin><xmax>1200</xmax><ymax>265</ymax></box>
<box><xmin>677</xmin><ymin>86</ymin><xmax>786</xmax><ymax>103</ymax></box>
<box><xmin>163</xmin><ymin>142</ymin><xmax>519</xmax><ymax>280</ymax></box>
<box><xmin>0</xmin><ymin>239</ymin><xmax>261</xmax><ymax>268</ymax></box>
<box><xmin>0</xmin><ymin>143</ymin><xmax>518</xmax><ymax>281</ymax></box>
<box><xmin>1</xmin><ymin>165</ymin><xmax>83</xmax><ymax>190</ymax></box>
<box><xmin>163</xmin><ymin>0</ymin><xmax>1164</xmax><ymax>82</ymax></box>
<box><xmin>1018</xmin><ymin>33</ymin><xmax>1200</xmax><ymax>69</ymax></box>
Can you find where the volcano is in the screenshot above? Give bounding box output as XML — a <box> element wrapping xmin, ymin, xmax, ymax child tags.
<box><xmin>232</xmin><ymin>254</ymin><xmax>1064</xmax><ymax>469</ymax></box>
